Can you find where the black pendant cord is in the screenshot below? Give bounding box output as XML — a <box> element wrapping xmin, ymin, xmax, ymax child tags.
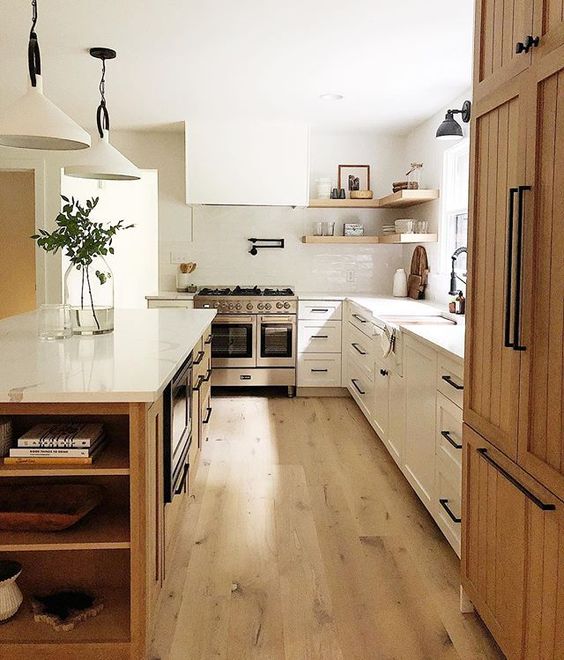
<box><xmin>28</xmin><ymin>0</ymin><xmax>41</xmax><ymax>87</ymax></box>
<box><xmin>96</xmin><ymin>57</ymin><xmax>110</xmax><ymax>138</ymax></box>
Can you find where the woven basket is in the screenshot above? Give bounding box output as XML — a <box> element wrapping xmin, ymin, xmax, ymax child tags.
<box><xmin>350</xmin><ymin>190</ymin><xmax>373</xmax><ymax>199</ymax></box>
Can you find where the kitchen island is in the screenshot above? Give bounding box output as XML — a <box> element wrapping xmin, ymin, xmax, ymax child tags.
<box><xmin>0</xmin><ymin>308</ymin><xmax>215</xmax><ymax>659</ymax></box>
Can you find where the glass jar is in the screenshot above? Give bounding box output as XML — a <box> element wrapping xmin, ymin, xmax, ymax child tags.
<box><xmin>406</xmin><ymin>162</ymin><xmax>423</xmax><ymax>189</ymax></box>
<box><xmin>38</xmin><ymin>304</ymin><xmax>72</xmax><ymax>340</ymax></box>
<box><xmin>64</xmin><ymin>256</ymin><xmax>114</xmax><ymax>335</ymax></box>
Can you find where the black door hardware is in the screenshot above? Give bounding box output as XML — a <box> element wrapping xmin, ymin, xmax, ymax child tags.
<box><xmin>515</xmin><ymin>35</ymin><xmax>539</xmax><ymax>53</ymax></box>
<box><xmin>352</xmin><ymin>343</ymin><xmax>367</xmax><ymax>355</ymax></box>
<box><xmin>351</xmin><ymin>379</ymin><xmax>365</xmax><ymax>395</ymax></box>
<box><xmin>441</xmin><ymin>375</ymin><xmax>463</xmax><ymax>390</ymax></box>
<box><xmin>441</xmin><ymin>430</ymin><xmax>462</xmax><ymax>450</ymax></box>
<box><xmin>477</xmin><ymin>448</ymin><xmax>555</xmax><ymax>510</ymax></box>
<box><xmin>439</xmin><ymin>499</ymin><xmax>461</xmax><ymax>523</ymax></box>
<box><xmin>380</xmin><ymin>368</ymin><xmax>389</xmax><ymax>376</ymax></box>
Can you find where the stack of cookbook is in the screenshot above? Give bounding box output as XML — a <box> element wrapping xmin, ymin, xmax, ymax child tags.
<box><xmin>4</xmin><ymin>423</ymin><xmax>106</xmax><ymax>465</ymax></box>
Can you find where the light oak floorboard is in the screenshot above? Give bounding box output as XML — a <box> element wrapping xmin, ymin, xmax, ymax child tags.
<box><xmin>151</xmin><ymin>394</ymin><xmax>503</xmax><ymax>660</ymax></box>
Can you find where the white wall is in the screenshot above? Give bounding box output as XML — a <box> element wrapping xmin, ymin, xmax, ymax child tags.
<box><xmin>399</xmin><ymin>89</ymin><xmax>472</xmax><ymax>305</ymax></box>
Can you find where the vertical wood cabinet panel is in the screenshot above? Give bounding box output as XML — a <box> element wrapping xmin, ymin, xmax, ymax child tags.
<box><xmin>533</xmin><ymin>0</ymin><xmax>564</xmax><ymax>58</ymax></box>
<box><xmin>462</xmin><ymin>425</ymin><xmax>564</xmax><ymax>659</ymax></box>
<box><xmin>518</xmin><ymin>49</ymin><xmax>564</xmax><ymax>498</ymax></box>
<box><xmin>146</xmin><ymin>397</ymin><xmax>164</xmax><ymax>618</ymax></box>
<box><xmin>474</xmin><ymin>0</ymin><xmax>533</xmax><ymax>99</ymax></box>
<box><xmin>465</xmin><ymin>83</ymin><xmax>525</xmax><ymax>459</ymax></box>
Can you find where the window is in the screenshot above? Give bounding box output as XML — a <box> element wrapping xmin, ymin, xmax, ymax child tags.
<box><xmin>441</xmin><ymin>139</ymin><xmax>470</xmax><ymax>276</ymax></box>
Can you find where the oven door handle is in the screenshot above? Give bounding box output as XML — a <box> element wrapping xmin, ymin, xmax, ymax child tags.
<box><xmin>258</xmin><ymin>315</ymin><xmax>295</xmax><ymax>323</ymax></box>
<box><xmin>174</xmin><ymin>463</ymin><xmax>189</xmax><ymax>495</ymax></box>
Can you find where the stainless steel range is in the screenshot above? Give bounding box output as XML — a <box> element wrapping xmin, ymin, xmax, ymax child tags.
<box><xmin>194</xmin><ymin>286</ymin><xmax>297</xmax><ymax>394</ymax></box>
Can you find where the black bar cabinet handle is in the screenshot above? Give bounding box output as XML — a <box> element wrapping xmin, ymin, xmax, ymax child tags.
<box><xmin>504</xmin><ymin>187</ymin><xmax>518</xmax><ymax>348</ymax></box>
<box><xmin>477</xmin><ymin>448</ymin><xmax>555</xmax><ymax>510</ymax></box>
<box><xmin>311</xmin><ymin>368</ymin><xmax>328</xmax><ymax>373</ymax></box>
<box><xmin>439</xmin><ymin>499</ymin><xmax>461</xmax><ymax>523</ymax></box>
<box><xmin>441</xmin><ymin>375</ymin><xmax>464</xmax><ymax>390</ymax></box>
<box><xmin>193</xmin><ymin>350</ymin><xmax>205</xmax><ymax>365</ymax></box>
<box><xmin>175</xmin><ymin>463</ymin><xmax>189</xmax><ymax>495</ymax></box>
<box><xmin>352</xmin><ymin>342</ymin><xmax>367</xmax><ymax>355</ymax></box>
<box><xmin>205</xmin><ymin>334</ymin><xmax>213</xmax><ymax>345</ymax></box>
<box><xmin>512</xmin><ymin>185</ymin><xmax>530</xmax><ymax>351</ymax></box>
<box><xmin>310</xmin><ymin>308</ymin><xmax>329</xmax><ymax>313</ymax></box>
<box><xmin>351</xmin><ymin>379</ymin><xmax>365</xmax><ymax>395</ymax></box>
<box><xmin>192</xmin><ymin>375</ymin><xmax>203</xmax><ymax>391</ymax></box>
<box><xmin>352</xmin><ymin>313</ymin><xmax>367</xmax><ymax>323</ymax></box>
<box><xmin>311</xmin><ymin>335</ymin><xmax>329</xmax><ymax>339</ymax></box>
<box><xmin>202</xmin><ymin>407</ymin><xmax>212</xmax><ymax>424</ymax></box>
<box><xmin>202</xmin><ymin>368</ymin><xmax>212</xmax><ymax>382</ymax></box>
<box><xmin>441</xmin><ymin>430</ymin><xmax>462</xmax><ymax>450</ymax></box>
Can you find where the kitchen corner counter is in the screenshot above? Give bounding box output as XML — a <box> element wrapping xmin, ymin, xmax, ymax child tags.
<box><xmin>145</xmin><ymin>291</ymin><xmax>195</xmax><ymax>300</ymax></box>
<box><xmin>0</xmin><ymin>308</ymin><xmax>216</xmax><ymax>403</ymax></box>
<box><xmin>398</xmin><ymin>322</ymin><xmax>465</xmax><ymax>362</ymax></box>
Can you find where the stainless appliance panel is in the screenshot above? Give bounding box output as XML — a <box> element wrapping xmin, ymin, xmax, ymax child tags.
<box><xmin>212</xmin><ymin>367</ymin><xmax>296</xmax><ymax>387</ymax></box>
<box><xmin>211</xmin><ymin>315</ymin><xmax>256</xmax><ymax>368</ymax></box>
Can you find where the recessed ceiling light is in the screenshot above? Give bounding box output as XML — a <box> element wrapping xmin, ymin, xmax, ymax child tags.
<box><xmin>319</xmin><ymin>93</ymin><xmax>344</xmax><ymax>101</ymax></box>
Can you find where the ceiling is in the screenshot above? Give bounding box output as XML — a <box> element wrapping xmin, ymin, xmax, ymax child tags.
<box><xmin>0</xmin><ymin>0</ymin><xmax>474</xmax><ymax>135</ymax></box>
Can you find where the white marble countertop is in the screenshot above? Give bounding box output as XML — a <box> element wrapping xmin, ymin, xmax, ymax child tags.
<box><xmin>399</xmin><ymin>323</ymin><xmax>465</xmax><ymax>362</ymax></box>
<box><xmin>145</xmin><ymin>291</ymin><xmax>195</xmax><ymax>300</ymax></box>
<box><xmin>0</xmin><ymin>308</ymin><xmax>216</xmax><ymax>403</ymax></box>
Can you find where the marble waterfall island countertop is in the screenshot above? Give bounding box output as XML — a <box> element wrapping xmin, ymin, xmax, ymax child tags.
<box><xmin>0</xmin><ymin>308</ymin><xmax>216</xmax><ymax>403</ymax></box>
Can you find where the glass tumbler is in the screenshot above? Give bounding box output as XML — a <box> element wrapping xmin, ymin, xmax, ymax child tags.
<box><xmin>323</xmin><ymin>222</ymin><xmax>335</xmax><ymax>236</ymax></box>
<box><xmin>38</xmin><ymin>304</ymin><xmax>72</xmax><ymax>340</ymax></box>
<box><xmin>313</xmin><ymin>222</ymin><xmax>324</xmax><ymax>236</ymax></box>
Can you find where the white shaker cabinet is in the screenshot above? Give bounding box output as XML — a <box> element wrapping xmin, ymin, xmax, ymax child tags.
<box><xmin>185</xmin><ymin>120</ymin><xmax>310</xmax><ymax>206</ymax></box>
<box><xmin>403</xmin><ymin>335</ymin><xmax>438</xmax><ymax>514</ymax></box>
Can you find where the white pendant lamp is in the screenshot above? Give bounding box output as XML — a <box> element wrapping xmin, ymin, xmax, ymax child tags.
<box><xmin>0</xmin><ymin>0</ymin><xmax>90</xmax><ymax>150</ymax></box>
<box><xmin>65</xmin><ymin>48</ymin><xmax>140</xmax><ymax>181</ymax></box>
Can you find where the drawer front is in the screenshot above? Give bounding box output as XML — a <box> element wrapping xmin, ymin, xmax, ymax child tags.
<box><xmin>297</xmin><ymin>353</ymin><xmax>341</xmax><ymax>387</ymax></box>
<box><xmin>437</xmin><ymin>355</ymin><xmax>464</xmax><ymax>408</ymax></box>
<box><xmin>347</xmin><ymin>345</ymin><xmax>375</xmax><ymax>382</ymax></box>
<box><xmin>298</xmin><ymin>320</ymin><xmax>342</xmax><ymax>353</ymax></box>
<box><xmin>347</xmin><ymin>302</ymin><xmax>373</xmax><ymax>337</ymax></box>
<box><xmin>346</xmin><ymin>322</ymin><xmax>375</xmax><ymax>362</ymax></box>
<box><xmin>299</xmin><ymin>299</ymin><xmax>342</xmax><ymax>321</ymax></box>
<box><xmin>436</xmin><ymin>392</ymin><xmax>463</xmax><ymax>477</ymax></box>
<box><xmin>147</xmin><ymin>299</ymin><xmax>194</xmax><ymax>309</ymax></box>
<box><xmin>347</xmin><ymin>360</ymin><xmax>374</xmax><ymax>420</ymax></box>
<box><xmin>435</xmin><ymin>467</ymin><xmax>461</xmax><ymax>556</ymax></box>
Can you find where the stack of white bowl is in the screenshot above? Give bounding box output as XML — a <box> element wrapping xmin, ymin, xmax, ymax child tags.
<box><xmin>316</xmin><ymin>178</ymin><xmax>333</xmax><ymax>199</ymax></box>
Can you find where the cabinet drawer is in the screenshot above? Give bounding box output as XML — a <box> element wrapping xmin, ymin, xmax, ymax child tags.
<box><xmin>436</xmin><ymin>392</ymin><xmax>463</xmax><ymax>476</ymax></box>
<box><xmin>347</xmin><ymin>345</ymin><xmax>375</xmax><ymax>383</ymax></box>
<box><xmin>297</xmin><ymin>353</ymin><xmax>341</xmax><ymax>387</ymax></box>
<box><xmin>435</xmin><ymin>467</ymin><xmax>461</xmax><ymax>557</ymax></box>
<box><xmin>437</xmin><ymin>355</ymin><xmax>464</xmax><ymax>408</ymax></box>
<box><xmin>347</xmin><ymin>361</ymin><xmax>374</xmax><ymax>420</ymax></box>
<box><xmin>347</xmin><ymin>302</ymin><xmax>373</xmax><ymax>337</ymax></box>
<box><xmin>298</xmin><ymin>320</ymin><xmax>341</xmax><ymax>353</ymax></box>
<box><xmin>299</xmin><ymin>299</ymin><xmax>342</xmax><ymax>321</ymax></box>
<box><xmin>346</xmin><ymin>322</ymin><xmax>375</xmax><ymax>362</ymax></box>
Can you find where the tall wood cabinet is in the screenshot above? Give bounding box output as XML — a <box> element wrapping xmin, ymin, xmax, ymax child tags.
<box><xmin>464</xmin><ymin>1</ymin><xmax>564</xmax><ymax>657</ymax></box>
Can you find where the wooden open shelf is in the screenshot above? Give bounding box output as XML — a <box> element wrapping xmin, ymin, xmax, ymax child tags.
<box><xmin>0</xmin><ymin>587</ymin><xmax>130</xmax><ymax>644</ymax></box>
<box><xmin>0</xmin><ymin>505</ymin><xmax>130</xmax><ymax>551</ymax></box>
<box><xmin>301</xmin><ymin>233</ymin><xmax>437</xmax><ymax>245</ymax></box>
<box><xmin>307</xmin><ymin>189</ymin><xmax>439</xmax><ymax>209</ymax></box>
<box><xmin>0</xmin><ymin>441</ymin><xmax>130</xmax><ymax>477</ymax></box>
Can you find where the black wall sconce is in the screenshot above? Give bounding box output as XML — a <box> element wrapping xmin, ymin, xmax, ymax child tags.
<box><xmin>248</xmin><ymin>238</ymin><xmax>285</xmax><ymax>256</ymax></box>
<box><xmin>436</xmin><ymin>100</ymin><xmax>471</xmax><ymax>140</ymax></box>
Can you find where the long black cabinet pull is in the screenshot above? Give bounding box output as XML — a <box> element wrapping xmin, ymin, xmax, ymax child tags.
<box><xmin>351</xmin><ymin>379</ymin><xmax>366</xmax><ymax>395</ymax></box>
<box><xmin>504</xmin><ymin>187</ymin><xmax>518</xmax><ymax>348</ymax></box>
<box><xmin>205</xmin><ymin>334</ymin><xmax>213</xmax><ymax>345</ymax></box>
<box><xmin>202</xmin><ymin>369</ymin><xmax>212</xmax><ymax>382</ymax></box>
<box><xmin>439</xmin><ymin>499</ymin><xmax>461</xmax><ymax>523</ymax></box>
<box><xmin>192</xmin><ymin>375</ymin><xmax>203</xmax><ymax>391</ymax></box>
<box><xmin>441</xmin><ymin>375</ymin><xmax>464</xmax><ymax>390</ymax></box>
<box><xmin>311</xmin><ymin>335</ymin><xmax>329</xmax><ymax>339</ymax></box>
<box><xmin>441</xmin><ymin>430</ymin><xmax>462</xmax><ymax>450</ymax></box>
<box><xmin>352</xmin><ymin>342</ymin><xmax>367</xmax><ymax>355</ymax></box>
<box><xmin>352</xmin><ymin>313</ymin><xmax>367</xmax><ymax>323</ymax></box>
<box><xmin>477</xmin><ymin>448</ymin><xmax>555</xmax><ymax>511</ymax></box>
<box><xmin>193</xmin><ymin>350</ymin><xmax>205</xmax><ymax>365</ymax></box>
<box><xmin>310</xmin><ymin>308</ymin><xmax>329</xmax><ymax>313</ymax></box>
<box><xmin>202</xmin><ymin>407</ymin><xmax>213</xmax><ymax>424</ymax></box>
<box><xmin>512</xmin><ymin>185</ymin><xmax>530</xmax><ymax>352</ymax></box>
<box><xmin>311</xmin><ymin>368</ymin><xmax>328</xmax><ymax>373</ymax></box>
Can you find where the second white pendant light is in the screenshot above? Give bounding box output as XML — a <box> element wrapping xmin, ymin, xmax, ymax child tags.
<box><xmin>65</xmin><ymin>48</ymin><xmax>140</xmax><ymax>181</ymax></box>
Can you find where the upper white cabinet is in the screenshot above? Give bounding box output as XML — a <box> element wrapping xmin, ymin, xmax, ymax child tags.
<box><xmin>185</xmin><ymin>120</ymin><xmax>310</xmax><ymax>206</ymax></box>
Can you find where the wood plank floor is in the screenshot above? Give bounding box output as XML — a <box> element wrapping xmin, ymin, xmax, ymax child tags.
<box><xmin>150</xmin><ymin>393</ymin><xmax>503</xmax><ymax>660</ymax></box>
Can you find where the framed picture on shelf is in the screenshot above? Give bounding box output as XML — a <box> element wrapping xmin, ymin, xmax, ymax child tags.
<box><xmin>338</xmin><ymin>164</ymin><xmax>370</xmax><ymax>196</ymax></box>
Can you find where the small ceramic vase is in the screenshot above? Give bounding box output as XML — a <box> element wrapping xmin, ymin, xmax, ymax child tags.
<box><xmin>0</xmin><ymin>561</ymin><xmax>23</xmax><ymax>621</ymax></box>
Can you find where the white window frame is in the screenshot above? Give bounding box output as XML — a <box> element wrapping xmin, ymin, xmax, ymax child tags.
<box><xmin>439</xmin><ymin>138</ymin><xmax>470</xmax><ymax>275</ymax></box>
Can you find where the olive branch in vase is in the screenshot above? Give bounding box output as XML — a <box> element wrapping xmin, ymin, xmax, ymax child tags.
<box><xmin>32</xmin><ymin>196</ymin><xmax>134</xmax><ymax>329</ymax></box>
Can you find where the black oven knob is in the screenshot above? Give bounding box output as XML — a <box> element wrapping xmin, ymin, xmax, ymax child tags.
<box><xmin>283</xmin><ymin>302</ymin><xmax>291</xmax><ymax>309</ymax></box>
<box><xmin>276</xmin><ymin>302</ymin><xmax>283</xmax><ymax>309</ymax></box>
<box><xmin>246</xmin><ymin>303</ymin><xmax>253</xmax><ymax>311</ymax></box>
<box><xmin>265</xmin><ymin>303</ymin><xmax>272</xmax><ymax>310</ymax></box>
<box><xmin>213</xmin><ymin>301</ymin><xmax>220</xmax><ymax>308</ymax></box>
<box><xmin>258</xmin><ymin>302</ymin><xmax>265</xmax><ymax>310</ymax></box>
<box><xmin>228</xmin><ymin>303</ymin><xmax>234</xmax><ymax>310</ymax></box>
<box><xmin>236</xmin><ymin>303</ymin><xmax>242</xmax><ymax>310</ymax></box>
